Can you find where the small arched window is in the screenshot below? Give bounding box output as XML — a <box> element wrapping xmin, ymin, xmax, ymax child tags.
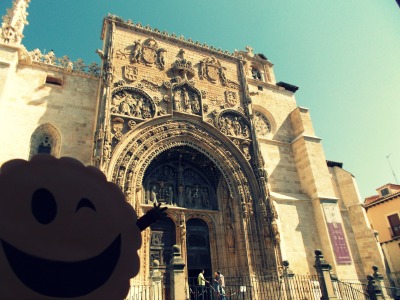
<box><xmin>29</xmin><ymin>123</ymin><xmax>61</xmax><ymax>158</ymax></box>
<box><xmin>251</xmin><ymin>67</ymin><xmax>262</xmax><ymax>80</ymax></box>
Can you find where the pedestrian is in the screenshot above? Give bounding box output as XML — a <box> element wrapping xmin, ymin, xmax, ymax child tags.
<box><xmin>197</xmin><ymin>269</ymin><xmax>209</xmax><ymax>300</ymax></box>
<box><xmin>217</xmin><ymin>271</ymin><xmax>226</xmax><ymax>300</ymax></box>
<box><xmin>212</xmin><ymin>271</ymin><xmax>219</xmax><ymax>299</ymax></box>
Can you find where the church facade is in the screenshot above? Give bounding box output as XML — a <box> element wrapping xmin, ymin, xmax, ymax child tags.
<box><xmin>0</xmin><ymin>0</ymin><xmax>386</xmax><ymax>295</ymax></box>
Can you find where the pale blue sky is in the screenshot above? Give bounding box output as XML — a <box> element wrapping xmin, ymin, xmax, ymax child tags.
<box><xmin>1</xmin><ymin>0</ymin><xmax>399</xmax><ymax>199</ymax></box>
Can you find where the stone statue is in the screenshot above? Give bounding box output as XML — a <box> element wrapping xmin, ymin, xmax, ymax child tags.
<box><xmin>158</xmin><ymin>48</ymin><xmax>167</xmax><ymax>69</ymax></box>
<box><xmin>132</xmin><ymin>39</ymin><xmax>142</xmax><ymax>63</ymax></box>
<box><xmin>150</xmin><ymin>185</ymin><xmax>158</xmax><ymax>203</ymax></box>
<box><xmin>183</xmin><ymin>88</ymin><xmax>191</xmax><ymax>112</ymax></box>
<box><xmin>191</xmin><ymin>95</ymin><xmax>200</xmax><ymax>114</ymax></box>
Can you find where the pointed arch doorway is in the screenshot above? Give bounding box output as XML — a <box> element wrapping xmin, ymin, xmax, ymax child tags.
<box><xmin>144</xmin><ymin>145</ymin><xmax>217</xmax><ymax>280</ymax></box>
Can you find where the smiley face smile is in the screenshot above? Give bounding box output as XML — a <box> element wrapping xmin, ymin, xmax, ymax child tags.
<box><xmin>1</xmin><ymin>235</ymin><xmax>121</xmax><ymax>298</ymax></box>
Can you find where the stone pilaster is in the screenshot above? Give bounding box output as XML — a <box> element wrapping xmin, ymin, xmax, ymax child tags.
<box><xmin>168</xmin><ymin>245</ymin><xmax>188</xmax><ymax>300</ymax></box>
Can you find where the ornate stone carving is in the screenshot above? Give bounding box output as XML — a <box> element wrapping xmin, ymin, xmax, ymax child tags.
<box><xmin>224</xmin><ymin>90</ymin><xmax>238</xmax><ymax>107</ymax></box>
<box><xmin>111</xmin><ymin>87</ymin><xmax>156</xmax><ymax>120</ymax></box>
<box><xmin>172</xmin><ymin>49</ymin><xmax>195</xmax><ymax>81</ymax></box>
<box><xmin>254</xmin><ymin>111</ymin><xmax>271</xmax><ymax>137</ymax></box>
<box><xmin>111</xmin><ymin>121</ymin><xmax>255</xmax><ymax>205</ymax></box>
<box><xmin>139</xmin><ymin>79</ymin><xmax>160</xmax><ymax>92</ymax></box>
<box><xmin>141</xmin><ymin>38</ymin><xmax>158</xmax><ymax>66</ymax></box>
<box><xmin>172</xmin><ymin>84</ymin><xmax>201</xmax><ymax>115</ymax></box>
<box><xmin>131</xmin><ymin>39</ymin><xmax>142</xmax><ymax>63</ymax></box>
<box><xmin>0</xmin><ymin>0</ymin><xmax>30</xmax><ymax>45</ymax></box>
<box><xmin>241</xmin><ymin>141</ymin><xmax>251</xmax><ymax>161</ymax></box>
<box><xmin>111</xmin><ymin>117</ymin><xmax>124</xmax><ymax>141</ymax></box>
<box><xmin>157</xmin><ymin>48</ymin><xmax>167</xmax><ymax>69</ymax></box>
<box><xmin>199</xmin><ymin>56</ymin><xmax>223</xmax><ymax>83</ymax></box>
<box><xmin>217</xmin><ymin>111</ymin><xmax>251</xmax><ymax>139</ymax></box>
<box><xmin>114</xmin><ymin>79</ymin><xmax>126</xmax><ymax>87</ymax></box>
<box><xmin>123</xmin><ymin>65</ymin><xmax>138</xmax><ymax>82</ymax></box>
<box><xmin>25</xmin><ymin>48</ymin><xmax>100</xmax><ymax>76</ymax></box>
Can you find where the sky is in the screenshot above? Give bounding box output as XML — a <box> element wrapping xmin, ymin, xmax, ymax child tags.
<box><xmin>1</xmin><ymin>0</ymin><xmax>399</xmax><ymax>200</ymax></box>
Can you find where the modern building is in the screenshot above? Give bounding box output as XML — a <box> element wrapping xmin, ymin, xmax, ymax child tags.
<box><xmin>365</xmin><ymin>184</ymin><xmax>400</xmax><ymax>282</ymax></box>
<box><xmin>0</xmin><ymin>0</ymin><xmax>387</xmax><ymax>298</ymax></box>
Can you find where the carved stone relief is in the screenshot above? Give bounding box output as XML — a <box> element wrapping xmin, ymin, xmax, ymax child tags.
<box><xmin>172</xmin><ymin>85</ymin><xmax>201</xmax><ymax>115</ymax></box>
<box><xmin>254</xmin><ymin>111</ymin><xmax>271</xmax><ymax>137</ymax></box>
<box><xmin>172</xmin><ymin>49</ymin><xmax>195</xmax><ymax>81</ymax></box>
<box><xmin>217</xmin><ymin>111</ymin><xmax>251</xmax><ymax>139</ymax></box>
<box><xmin>115</xmin><ymin>37</ymin><xmax>166</xmax><ymax>69</ymax></box>
<box><xmin>111</xmin><ymin>87</ymin><xmax>156</xmax><ymax>120</ymax></box>
<box><xmin>123</xmin><ymin>65</ymin><xmax>138</xmax><ymax>82</ymax></box>
<box><xmin>224</xmin><ymin>90</ymin><xmax>238</xmax><ymax>107</ymax></box>
<box><xmin>142</xmin><ymin>146</ymin><xmax>219</xmax><ymax>211</ymax></box>
<box><xmin>141</xmin><ymin>38</ymin><xmax>158</xmax><ymax>65</ymax></box>
<box><xmin>199</xmin><ymin>56</ymin><xmax>227</xmax><ymax>85</ymax></box>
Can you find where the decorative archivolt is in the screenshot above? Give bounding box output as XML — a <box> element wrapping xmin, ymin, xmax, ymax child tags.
<box><xmin>107</xmin><ymin>120</ymin><xmax>258</xmax><ymax>219</ymax></box>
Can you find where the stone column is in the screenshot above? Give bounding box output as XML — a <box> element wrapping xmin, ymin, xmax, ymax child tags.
<box><xmin>150</xmin><ymin>260</ymin><xmax>163</xmax><ymax>300</ymax></box>
<box><xmin>314</xmin><ymin>250</ymin><xmax>338</xmax><ymax>300</ymax></box>
<box><xmin>168</xmin><ymin>245</ymin><xmax>188</xmax><ymax>300</ymax></box>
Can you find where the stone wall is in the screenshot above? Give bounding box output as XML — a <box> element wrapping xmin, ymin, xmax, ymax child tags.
<box><xmin>0</xmin><ymin>44</ymin><xmax>100</xmax><ymax>165</ymax></box>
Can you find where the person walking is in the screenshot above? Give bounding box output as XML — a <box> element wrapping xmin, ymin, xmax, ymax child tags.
<box><xmin>197</xmin><ymin>269</ymin><xmax>209</xmax><ymax>300</ymax></box>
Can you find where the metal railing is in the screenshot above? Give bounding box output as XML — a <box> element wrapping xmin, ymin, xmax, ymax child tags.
<box><xmin>333</xmin><ymin>279</ymin><xmax>369</xmax><ymax>300</ymax></box>
<box><xmin>189</xmin><ymin>275</ymin><xmax>323</xmax><ymax>300</ymax></box>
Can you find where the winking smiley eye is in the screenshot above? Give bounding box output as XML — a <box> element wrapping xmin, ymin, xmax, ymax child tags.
<box><xmin>76</xmin><ymin>198</ymin><xmax>96</xmax><ymax>212</ymax></box>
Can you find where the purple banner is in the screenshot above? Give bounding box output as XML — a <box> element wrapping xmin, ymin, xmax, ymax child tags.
<box><xmin>327</xmin><ymin>222</ymin><xmax>352</xmax><ymax>264</ymax></box>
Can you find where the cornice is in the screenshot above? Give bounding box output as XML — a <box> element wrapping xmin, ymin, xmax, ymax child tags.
<box><xmin>104</xmin><ymin>15</ymin><xmax>240</xmax><ymax>62</ymax></box>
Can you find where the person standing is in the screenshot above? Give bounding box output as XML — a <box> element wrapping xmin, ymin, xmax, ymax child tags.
<box><xmin>212</xmin><ymin>272</ymin><xmax>219</xmax><ymax>300</ymax></box>
<box><xmin>217</xmin><ymin>271</ymin><xmax>226</xmax><ymax>300</ymax></box>
<box><xmin>197</xmin><ymin>269</ymin><xmax>209</xmax><ymax>300</ymax></box>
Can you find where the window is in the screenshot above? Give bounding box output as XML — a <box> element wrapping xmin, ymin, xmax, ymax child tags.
<box><xmin>388</xmin><ymin>214</ymin><xmax>400</xmax><ymax>238</ymax></box>
<box><xmin>251</xmin><ymin>67</ymin><xmax>262</xmax><ymax>80</ymax></box>
<box><xmin>46</xmin><ymin>76</ymin><xmax>63</xmax><ymax>86</ymax></box>
<box><xmin>29</xmin><ymin>124</ymin><xmax>61</xmax><ymax>158</ymax></box>
<box><xmin>381</xmin><ymin>188</ymin><xmax>390</xmax><ymax>196</ymax></box>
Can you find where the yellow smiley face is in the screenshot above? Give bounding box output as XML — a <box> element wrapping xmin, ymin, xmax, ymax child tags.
<box><xmin>0</xmin><ymin>155</ymin><xmax>141</xmax><ymax>300</ymax></box>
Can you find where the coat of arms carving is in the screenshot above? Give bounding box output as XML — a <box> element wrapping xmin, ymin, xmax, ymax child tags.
<box><xmin>199</xmin><ymin>56</ymin><xmax>227</xmax><ymax>84</ymax></box>
<box><xmin>123</xmin><ymin>65</ymin><xmax>138</xmax><ymax>82</ymax></box>
<box><xmin>225</xmin><ymin>91</ymin><xmax>238</xmax><ymax>107</ymax></box>
<box><xmin>123</xmin><ymin>65</ymin><xmax>138</xmax><ymax>81</ymax></box>
<box><xmin>142</xmin><ymin>38</ymin><xmax>158</xmax><ymax>66</ymax></box>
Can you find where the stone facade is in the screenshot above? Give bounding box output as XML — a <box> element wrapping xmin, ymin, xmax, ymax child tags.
<box><xmin>0</xmin><ymin>1</ymin><xmax>387</xmax><ymax>298</ymax></box>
